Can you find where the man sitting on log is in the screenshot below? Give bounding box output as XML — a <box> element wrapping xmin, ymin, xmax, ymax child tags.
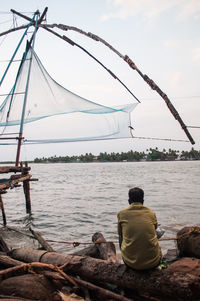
<box><xmin>118</xmin><ymin>187</ymin><xmax>162</xmax><ymax>270</ymax></box>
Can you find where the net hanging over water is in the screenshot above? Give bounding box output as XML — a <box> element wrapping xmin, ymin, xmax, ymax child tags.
<box><xmin>0</xmin><ymin>46</ymin><xmax>138</xmax><ymax>144</ymax></box>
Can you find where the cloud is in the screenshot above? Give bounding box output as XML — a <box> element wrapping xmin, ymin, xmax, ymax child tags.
<box><xmin>167</xmin><ymin>71</ymin><xmax>184</xmax><ymax>88</ymax></box>
<box><xmin>192</xmin><ymin>46</ymin><xmax>200</xmax><ymax>63</ymax></box>
<box><xmin>102</xmin><ymin>0</ymin><xmax>200</xmax><ymax>21</ymax></box>
<box><xmin>163</xmin><ymin>39</ymin><xmax>180</xmax><ymax>49</ymax></box>
<box><xmin>177</xmin><ymin>0</ymin><xmax>200</xmax><ymax>20</ymax></box>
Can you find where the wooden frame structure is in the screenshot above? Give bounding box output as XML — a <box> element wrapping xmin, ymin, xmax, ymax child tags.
<box><xmin>0</xmin><ymin>162</ymin><xmax>37</xmax><ymax>226</ymax></box>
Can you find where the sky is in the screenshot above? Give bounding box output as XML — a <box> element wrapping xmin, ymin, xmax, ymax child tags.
<box><xmin>0</xmin><ymin>0</ymin><xmax>200</xmax><ymax>161</ymax></box>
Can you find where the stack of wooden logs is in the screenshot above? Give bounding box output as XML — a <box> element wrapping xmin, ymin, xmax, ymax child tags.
<box><xmin>0</xmin><ymin>227</ymin><xmax>200</xmax><ymax>300</ymax></box>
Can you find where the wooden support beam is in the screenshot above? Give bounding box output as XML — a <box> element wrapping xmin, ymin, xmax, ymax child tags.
<box><xmin>29</xmin><ymin>227</ymin><xmax>55</xmax><ymax>252</ymax></box>
<box><xmin>0</xmin><ymin>166</ymin><xmax>30</xmax><ymax>174</ymax></box>
<box><xmin>23</xmin><ymin>180</ymin><xmax>31</xmax><ymax>214</ymax></box>
<box><xmin>23</xmin><ymin>162</ymin><xmax>31</xmax><ymax>214</ymax></box>
<box><xmin>0</xmin><ymin>174</ymin><xmax>31</xmax><ymax>190</ymax></box>
<box><xmin>0</xmin><ymin>194</ymin><xmax>7</xmax><ymax>227</ymax></box>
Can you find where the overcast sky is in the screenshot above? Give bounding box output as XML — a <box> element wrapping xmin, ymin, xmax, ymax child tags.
<box><xmin>0</xmin><ymin>0</ymin><xmax>200</xmax><ymax>161</ymax></box>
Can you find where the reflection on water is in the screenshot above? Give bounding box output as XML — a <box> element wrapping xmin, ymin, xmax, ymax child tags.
<box><xmin>1</xmin><ymin>161</ymin><xmax>200</xmax><ymax>254</ymax></box>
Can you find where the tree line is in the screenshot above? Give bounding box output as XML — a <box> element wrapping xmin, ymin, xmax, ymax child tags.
<box><xmin>34</xmin><ymin>147</ymin><xmax>200</xmax><ymax>163</ymax></box>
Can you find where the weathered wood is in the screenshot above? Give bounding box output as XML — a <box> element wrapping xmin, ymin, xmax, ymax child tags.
<box><xmin>0</xmin><ymin>274</ymin><xmax>54</xmax><ymax>300</ymax></box>
<box><xmin>0</xmin><ymin>166</ymin><xmax>30</xmax><ymax>174</ymax></box>
<box><xmin>0</xmin><ymin>255</ymin><xmax>23</xmax><ymax>268</ymax></box>
<box><xmin>177</xmin><ymin>226</ymin><xmax>200</xmax><ymax>258</ymax></box>
<box><xmin>0</xmin><ymin>236</ymin><xmax>9</xmax><ymax>253</ymax></box>
<box><xmin>0</xmin><ymin>195</ymin><xmax>7</xmax><ymax>227</ymax></box>
<box><xmin>71</xmin><ymin>244</ymin><xmax>100</xmax><ymax>258</ymax></box>
<box><xmin>0</xmin><ymin>254</ymin><xmax>130</xmax><ymax>301</ymax></box>
<box><xmin>29</xmin><ymin>227</ymin><xmax>55</xmax><ymax>252</ymax></box>
<box><xmin>24</xmin><ymin>180</ymin><xmax>31</xmax><ymax>213</ymax></box>
<box><xmin>0</xmin><ymin>174</ymin><xmax>31</xmax><ymax>190</ymax></box>
<box><xmin>92</xmin><ymin>232</ymin><xmax>119</xmax><ymax>263</ymax></box>
<box><xmin>23</xmin><ymin>162</ymin><xmax>31</xmax><ymax>214</ymax></box>
<box><xmin>8</xmin><ymin>248</ymin><xmax>200</xmax><ymax>300</ymax></box>
<box><xmin>0</xmin><ymin>295</ymin><xmax>34</xmax><ymax>300</ymax></box>
<box><xmin>72</xmin><ymin>276</ymin><xmax>132</xmax><ymax>301</ymax></box>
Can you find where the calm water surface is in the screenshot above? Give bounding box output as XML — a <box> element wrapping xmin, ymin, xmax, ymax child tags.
<box><xmin>1</xmin><ymin>161</ymin><xmax>200</xmax><ymax>254</ymax></box>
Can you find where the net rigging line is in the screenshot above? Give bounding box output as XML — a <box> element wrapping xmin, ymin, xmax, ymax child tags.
<box><xmin>0</xmin><ymin>24</ymin><xmax>140</xmax><ymax>104</ymax></box>
<box><xmin>187</xmin><ymin>126</ymin><xmax>200</xmax><ymax>129</ymax></box>
<box><xmin>10</xmin><ymin>9</ymin><xmax>140</xmax><ymax>103</ymax></box>
<box><xmin>42</xmin><ymin>22</ymin><xmax>195</xmax><ymax>145</ymax></box>
<box><xmin>1</xmin><ymin>8</ymin><xmax>195</xmax><ymax>144</ymax></box>
<box><xmin>128</xmin><ymin>126</ymin><xmax>190</xmax><ymax>143</ymax></box>
<box><xmin>4</xmin><ymin>226</ymin><xmax>177</xmax><ymax>246</ymax></box>
<box><xmin>0</xmin><ymin>38</ymin><xmax>137</xmax><ymax>145</ymax></box>
<box><xmin>131</xmin><ymin>136</ymin><xmax>189</xmax><ymax>143</ymax></box>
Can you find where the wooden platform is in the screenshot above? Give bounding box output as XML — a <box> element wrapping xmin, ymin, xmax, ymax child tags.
<box><xmin>0</xmin><ymin>163</ymin><xmax>37</xmax><ymax>226</ymax></box>
<box><xmin>0</xmin><ymin>166</ymin><xmax>30</xmax><ymax>174</ymax></box>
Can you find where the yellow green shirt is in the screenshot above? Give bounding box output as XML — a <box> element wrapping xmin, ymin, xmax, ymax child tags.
<box><xmin>117</xmin><ymin>202</ymin><xmax>162</xmax><ymax>270</ymax></box>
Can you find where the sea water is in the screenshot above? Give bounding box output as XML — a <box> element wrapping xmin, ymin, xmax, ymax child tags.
<box><xmin>1</xmin><ymin>161</ymin><xmax>200</xmax><ymax>254</ymax></box>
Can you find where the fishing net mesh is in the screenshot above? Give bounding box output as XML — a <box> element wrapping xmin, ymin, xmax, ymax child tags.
<box><xmin>0</xmin><ymin>47</ymin><xmax>137</xmax><ymax>144</ymax></box>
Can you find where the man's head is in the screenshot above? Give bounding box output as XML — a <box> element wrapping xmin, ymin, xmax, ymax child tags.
<box><xmin>128</xmin><ymin>187</ymin><xmax>144</xmax><ymax>204</ymax></box>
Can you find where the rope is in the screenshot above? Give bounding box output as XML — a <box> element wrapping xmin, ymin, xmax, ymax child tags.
<box><xmin>187</xmin><ymin>126</ymin><xmax>200</xmax><ymax>129</ymax></box>
<box><xmin>43</xmin><ymin>23</ymin><xmax>195</xmax><ymax>145</ymax></box>
<box><xmin>132</xmin><ymin>136</ymin><xmax>189</xmax><ymax>143</ymax></box>
<box><xmin>3</xmin><ymin>225</ymin><xmax>178</xmax><ymax>248</ymax></box>
<box><xmin>41</xmin><ymin>25</ymin><xmax>140</xmax><ymax>103</ymax></box>
<box><xmin>5</xmin><ymin>225</ymin><xmax>200</xmax><ymax>250</ymax></box>
<box><xmin>129</xmin><ymin>129</ymin><xmax>189</xmax><ymax>143</ymax></box>
<box><xmin>177</xmin><ymin>227</ymin><xmax>200</xmax><ymax>239</ymax></box>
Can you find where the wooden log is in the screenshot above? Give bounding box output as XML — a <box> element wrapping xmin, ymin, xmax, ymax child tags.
<box><xmin>0</xmin><ymin>236</ymin><xmax>9</xmax><ymax>253</ymax></box>
<box><xmin>0</xmin><ymin>261</ymin><xmax>76</xmax><ymax>287</ymax></box>
<box><xmin>0</xmin><ymin>274</ymin><xmax>54</xmax><ymax>300</ymax></box>
<box><xmin>8</xmin><ymin>248</ymin><xmax>200</xmax><ymax>300</ymax></box>
<box><xmin>0</xmin><ymin>255</ymin><xmax>132</xmax><ymax>301</ymax></box>
<box><xmin>70</xmin><ymin>244</ymin><xmax>100</xmax><ymax>258</ymax></box>
<box><xmin>29</xmin><ymin>227</ymin><xmax>55</xmax><ymax>252</ymax></box>
<box><xmin>0</xmin><ymin>295</ymin><xmax>34</xmax><ymax>300</ymax></box>
<box><xmin>0</xmin><ymin>255</ymin><xmax>23</xmax><ymax>268</ymax></box>
<box><xmin>92</xmin><ymin>232</ymin><xmax>119</xmax><ymax>263</ymax></box>
<box><xmin>177</xmin><ymin>226</ymin><xmax>200</xmax><ymax>258</ymax></box>
<box><xmin>72</xmin><ymin>276</ymin><xmax>132</xmax><ymax>301</ymax></box>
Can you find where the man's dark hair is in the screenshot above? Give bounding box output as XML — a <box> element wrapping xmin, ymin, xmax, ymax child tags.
<box><xmin>128</xmin><ymin>187</ymin><xmax>144</xmax><ymax>204</ymax></box>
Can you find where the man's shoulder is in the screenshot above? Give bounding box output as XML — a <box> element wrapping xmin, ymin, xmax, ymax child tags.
<box><xmin>117</xmin><ymin>207</ymin><xmax>129</xmax><ymax>217</ymax></box>
<box><xmin>118</xmin><ymin>207</ymin><xmax>128</xmax><ymax>215</ymax></box>
<box><xmin>118</xmin><ymin>204</ymin><xmax>156</xmax><ymax>216</ymax></box>
<box><xmin>142</xmin><ymin>205</ymin><xmax>156</xmax><ymax>215</ymax></box>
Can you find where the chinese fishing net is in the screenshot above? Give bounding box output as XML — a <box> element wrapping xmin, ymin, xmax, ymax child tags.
<box><xmin>0</xmin><ymin>46</ymin><xmax>138</xmax><ymax>145</ymax></box>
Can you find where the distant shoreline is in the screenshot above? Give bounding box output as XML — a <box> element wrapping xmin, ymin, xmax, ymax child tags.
<box><xmin>1</xmin><ymin>147</ymin><xmax>199</xmax><ymax>164</ymax></box>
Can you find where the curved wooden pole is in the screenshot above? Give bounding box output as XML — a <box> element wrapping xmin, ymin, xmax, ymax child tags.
<box><xmin>2</xmin><ymin>11</ymin><xmax>195</xmax><ymax>144</ymax></box>
<box><xmin>45</xmin><ymin>23</ymin><xmax>195</xmax><ymax>145</ymax></box>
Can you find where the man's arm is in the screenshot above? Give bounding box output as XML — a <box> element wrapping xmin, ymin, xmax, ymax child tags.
<box><xmin>117</xmin><ymin>213</ymin><xmax>123</xmax><ymax>249</ymax></box>
<box><xmin>153</xmin><ymin>212</ymin><xmax>165</xmax><ymax>239</ymax></box>
<box><xmin>118</xmin><ymin>234</ymin><xmax>122</xmax><ymax>249</ymax></box>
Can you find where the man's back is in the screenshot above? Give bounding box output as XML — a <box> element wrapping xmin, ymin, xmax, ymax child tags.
<box><xmin>118</xmin><ymin>202</ymin><xmax>162</xmax><ymax>270</ymax></box>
